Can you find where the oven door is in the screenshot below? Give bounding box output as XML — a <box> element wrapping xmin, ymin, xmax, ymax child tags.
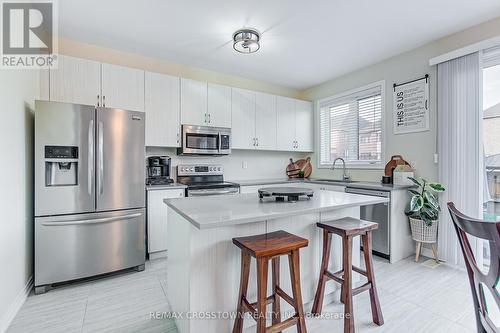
<box><xmin>188</xmin><ymin>187</ymin><xmax>240</xmax><ymax>197</ymax></box>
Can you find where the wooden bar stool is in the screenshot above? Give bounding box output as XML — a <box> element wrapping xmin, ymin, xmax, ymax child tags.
<box><xmin>232</xmin><ymin>230</ymin><xmax>309</xmax><ymax>333</ymax></box>
<box><xmin>311</xmin><ymin>217</ymin><xmax>384</xmax><ymax>333</ymax></box>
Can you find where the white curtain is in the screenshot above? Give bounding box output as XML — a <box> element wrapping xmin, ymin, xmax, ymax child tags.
<box><xmin>437</xmin><ymin>52</ymin><xmax>483</xmax><ymax>266</ymax></box>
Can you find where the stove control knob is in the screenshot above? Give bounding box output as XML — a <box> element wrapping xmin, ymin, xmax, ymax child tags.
<box><xmin>217</xmin><ymin>167</ymin><xmax>222</xmax><ymax>171</ymax></box>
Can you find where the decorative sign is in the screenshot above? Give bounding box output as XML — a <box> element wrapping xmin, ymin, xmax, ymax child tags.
<box><xmin>393</xmin><ymin>75</ymin><xmax>429</xmax><ymax>134</ymax></box>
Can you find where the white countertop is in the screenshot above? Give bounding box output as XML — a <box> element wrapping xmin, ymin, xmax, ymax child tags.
<box><xmin>164</xmin><ymin>190</ymin><xmax>388</xmax><ymax>229</ymax></box>
<box><xmin>230</xmin><ymin>178</ymin><xmax>412</xmax><ymax>191</ymax></box>
<box><xmin>146</xmin><ymin>183</ymin><xmax>187</xmax><ymax>191</ymax></box>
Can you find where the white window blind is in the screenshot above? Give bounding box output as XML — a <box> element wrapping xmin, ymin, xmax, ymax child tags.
<box><xmin>483</xmin><ymin>45</ymin><xmax>500</xmax><ymax>68</ymax></box>
<box><xmin>319</xmin><ymin>84</ymin><xmax>383</xmax><ymax>167</ymax></box>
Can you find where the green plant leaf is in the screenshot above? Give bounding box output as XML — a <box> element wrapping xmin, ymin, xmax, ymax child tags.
<box><xmin>410</xmin><ymin>195</ymin><xmax>424</xmax><ymax>212</ymax></box>
<box><xmin>420</xmin><ymin>212</ymin><xmax>434</xmax><ymax>226</ymax></box>
<box><xmin>428</xmin><ymin>183</ymin><xmax>445</xmax><ymax>192</ymax></box>
<box><xmin>408</xmin><ymin>189</ymin><xmax>420</xmax><ymax>196</ymax></box>
<box><xmin>423</xmin><ymin>191</ymin><xmax>440</xmax><ymax>211</ymax></box>
<box><xmin>422</xmin><ymin>203</ymin><xmax>438</xmax><ymax>218</ymax></box>
<box><xmin>407</xmin><ymin>177</ymin><xmax>422</xmax><ymax>188</ymax></box>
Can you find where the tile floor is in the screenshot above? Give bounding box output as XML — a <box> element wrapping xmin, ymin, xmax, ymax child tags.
<box><xmin>7</xmin><ymin>254</ymin><xmax>475</xmax><ymax>333</ymax></box>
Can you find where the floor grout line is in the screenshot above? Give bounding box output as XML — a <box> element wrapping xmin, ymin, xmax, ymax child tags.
<box><xmin>80</xmin><ymin>283</ymin><xmax>92</xmax><ymax>333</ymax></box>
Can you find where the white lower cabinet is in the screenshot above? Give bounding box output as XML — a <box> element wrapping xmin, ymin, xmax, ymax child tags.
<box><xmin>147</xmin><ymin>188</ymin><xmax>184</xmax><ymax>257</ymax></box>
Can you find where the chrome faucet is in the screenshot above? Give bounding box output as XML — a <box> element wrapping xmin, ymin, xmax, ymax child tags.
<box><xmin>332</xmin><ymin>157</ymin><xmax>350</xmax><ymax>181</ymax></box>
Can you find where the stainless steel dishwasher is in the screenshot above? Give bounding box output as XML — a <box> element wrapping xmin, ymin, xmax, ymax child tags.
<box><xmin>345</xmin><ymin>187</ymin><xmax>391</xmax><ymax>260</ymax></box>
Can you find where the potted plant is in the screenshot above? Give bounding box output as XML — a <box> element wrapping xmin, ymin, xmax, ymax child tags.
<box><xmin>405</xmin><ymin>177</ymin><xmax>445</xmax><ymax>262</ymax></box>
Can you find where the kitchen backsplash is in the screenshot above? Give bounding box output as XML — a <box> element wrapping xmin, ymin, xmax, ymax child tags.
<box><xmin>146</xmin><ymin>147</ymin><xmax>308</xmax><ymax>181</ymax></box>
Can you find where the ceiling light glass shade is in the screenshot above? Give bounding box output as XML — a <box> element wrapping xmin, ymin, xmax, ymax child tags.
<box><xmin>233</xmin><ymin>29</ymin><xmax>261</xmax><ymax>54</ymax></box>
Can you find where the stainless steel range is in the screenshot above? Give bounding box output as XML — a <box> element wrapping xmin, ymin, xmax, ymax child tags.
<box><xmin>177</xmin><ymin>164</ymin><xmax>240</xmax><ymax>196</ymax></box>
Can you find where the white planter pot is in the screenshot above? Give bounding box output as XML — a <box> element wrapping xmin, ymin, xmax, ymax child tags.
<box><xmin>409</xmin><ymin>217</ymin><xmax>438</xmax><ymax>243</ymax></box>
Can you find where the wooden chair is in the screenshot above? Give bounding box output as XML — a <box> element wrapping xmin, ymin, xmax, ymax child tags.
<box><xmin>448</xmin><ymin>202</ymin><xmax>500</xmax><ymax>333</ymax></box>
<box><xmin>312</xmin><ymin>217</ymin><xmax>384</xmax><ymax>333</ymax></box>
<box><xmin>232</xmin><ymin>230</ymin><xmax>309</xmax><ymax>333</ymax></box>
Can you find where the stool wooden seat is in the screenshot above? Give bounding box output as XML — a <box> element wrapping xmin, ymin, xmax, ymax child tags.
<box><xmin>312</xmin><ymin>217</ymin><xmax>384</xmax><ymax>333</ymax></box>
<box><xmin>232</xmin><ymin>230</ymin><xmax>309</xmax><ymax>333</ymax></box>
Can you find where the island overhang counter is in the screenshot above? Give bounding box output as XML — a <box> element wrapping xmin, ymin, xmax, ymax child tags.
<box><xmin>164</xmin><ymin>190</ymin><xmax>388</xmax><ymax>333</ymax></box>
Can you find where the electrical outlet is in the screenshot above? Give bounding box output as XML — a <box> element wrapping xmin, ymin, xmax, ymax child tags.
<box><xmin>242</xmin><ymin>161</ymin><xmax>248</xmax><ymax>169</ymax></box>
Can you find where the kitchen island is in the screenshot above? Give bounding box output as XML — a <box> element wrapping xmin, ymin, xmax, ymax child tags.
<box><xmin>164</xmin><ymin>190</ymin><xmax>388</xmax><ymax>333</ymax></box>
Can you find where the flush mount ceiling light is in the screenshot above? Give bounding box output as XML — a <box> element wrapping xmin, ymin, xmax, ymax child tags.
<box><xmin>232</xmin><ymin>28</ymin><xmax>261</xmax><ymax>54</ymax></box>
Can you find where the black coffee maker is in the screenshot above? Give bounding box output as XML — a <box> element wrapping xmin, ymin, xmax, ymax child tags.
<box><xmin>146</xmin><ymin>156</ymin><xmax>173</xmax><ymax>185</ymax></box>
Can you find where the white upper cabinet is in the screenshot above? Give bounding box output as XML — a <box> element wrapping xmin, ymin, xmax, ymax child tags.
<box><xmin>277</xmin><ymin>96</ymin><xmax>297</xmax><ymax>151</ymax></box>
<box><xmin>255</xmin><ymin>92</ymin><xmax>277</xmax><ymax>150</ymax></box>
<box><xmin>231</xmin><ymin>88</ymin><xmax>256</xmax><ymax>149</ymax></box>
<box><xmin>207</xmin><ymin>83</ymin><xmax>231</xmax><ymax>128</ymax></box>
<box><xmin>145</xmin><ymin>72</ymin><xmax>180</xmax><ymax>147</ymax></box>
<box><xmin>277</xmin><ymin>96</ymin><xmax>313</xmax><ymax>152</ymax></box>
<box><xmin>101</xmin><ymin>63</ymin><xmax>145</xmax><ymax>112</ymax></box>
<box><xmin>180</xmin><ymin>78</ymin><xmax>207</xmax><ymax>126</ymax></box>
<box><xmin>295</xmin><ymin>99</ymin><xmax>313</xmax><ymax>152</ymax></box>
<box><xmin>49</xmin><ymin>55</ymin><xmax>101</xmax><ymax>106</ymax></box>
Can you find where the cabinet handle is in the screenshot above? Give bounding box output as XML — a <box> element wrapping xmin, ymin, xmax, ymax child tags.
<box><xmin>205</xmin><ymin>113</ymin><xmax>207</xmax><ymax>123</ymax></box>
<box><xmin>296</xmin><ymin>141</ymin><xmax>299</xmax><ymax>149</ymax></box>
<box><xmin>97</xmin><ymin>94</ymin><xmax>100</xmax><ymax>107</ymax></box>
<box><xmin>208</xmin><ymin>114</ymin><xmax>211</xmax><ymax>123</ymax></box>
<box><xmin>103</xmin><ymin>95</ymin><xmax>106</xmax><ymax>107</ymax></box>
<box><xmin>256</xmin><ymin>138</ymin><xmax>259</xmax><ymax>147</ymax></box>
<box><xmin>176</xmin><ymin>133</ymin><xmax>180</xmax><ymax>144</ymax></box>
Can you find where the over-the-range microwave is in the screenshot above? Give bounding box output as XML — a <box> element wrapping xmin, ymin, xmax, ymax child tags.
<box><xmin>177</xmin><ymin>125</ymin><xmax>231</xmax><ymax>156</ymax></box>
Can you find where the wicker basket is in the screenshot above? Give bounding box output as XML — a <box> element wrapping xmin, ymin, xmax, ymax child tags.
<box><xmin>409</xmin><ymin>217</ymin><xmax>438</xmax><ymax>243</ymax></box>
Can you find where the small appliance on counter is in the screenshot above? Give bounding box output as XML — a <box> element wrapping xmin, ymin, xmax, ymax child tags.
<box><xmin>382</xmin><ymin>155</ymin><xmax>411</xmax><ymax>184</ymax></box>
<box><xmin>146</xmin><ymin>156</ymin><xmax>173</xmax><ymax>185</ymax></box>
<box><xmin>258</xmin><ymin>187</ymin><xmax>314</xmax><ymax>202</ymax></box>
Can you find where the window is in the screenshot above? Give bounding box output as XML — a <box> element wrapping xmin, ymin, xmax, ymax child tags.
<box><xmin>318</xmin><ymin>82</ymin><xmax>384</xmax><ymax>168</ymax></box>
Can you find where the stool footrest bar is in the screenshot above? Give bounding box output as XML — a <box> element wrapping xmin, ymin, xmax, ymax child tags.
<box><xmin>267</xmin><ymin>315</ymin><xmax>299</xmax><ymax>333</ymax></box>
<box><xmin>352</xmin><ymin>265</ymin><xmax>367</xmax><ymax>276</ymax></box>
<box><xmin>275</xmin><ymin>286</ymin><xmax>295</xmax><ymax>307</ymax></box>
<box><xmin>353</xmin><ymin>282</ymin><xmax>372</xmax><ymax>296</ymax></box>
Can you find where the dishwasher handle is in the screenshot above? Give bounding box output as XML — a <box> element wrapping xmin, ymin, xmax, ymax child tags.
<box><xmin>345</xmin><ymin>187</ymin><xmax>390</xmax><ymax>198</ymax></box>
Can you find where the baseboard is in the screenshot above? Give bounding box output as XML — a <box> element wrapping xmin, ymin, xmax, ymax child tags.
<box><xmin>149</xmin><ymin>251</ymin><xmax>167</xmax><ymax>260</ymax></box>
<box><xmin>0</xmin><ymin>275</ymin><xmax>33</xmax><ymax>333</ymax></box>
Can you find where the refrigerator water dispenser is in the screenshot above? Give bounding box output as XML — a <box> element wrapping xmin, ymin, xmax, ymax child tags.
<box><xmin>44</xmin><ymin>146</ymin><xmax>79</xmax><ymax>186</ymax></box>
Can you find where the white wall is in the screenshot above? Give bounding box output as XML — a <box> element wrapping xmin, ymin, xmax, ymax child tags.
<box><xmin>147</xmin><ymin>147</ymin><xmax>308</xmax><ymax>181</ymax></box>
<box><xmin>303</xmin><ymin>16</ymin><xmax>500</xmax><ymax>183</ymax></box>
<box><xmin>0</xmin><ymin>70</ymin><xmax>39</xmax><ymax>332</ymax></box>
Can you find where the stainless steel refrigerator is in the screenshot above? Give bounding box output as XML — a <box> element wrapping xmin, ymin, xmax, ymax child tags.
<box><xmin>34</xmin><ymin>100</ymin><xmax>146</xmax><ymax>294</ymax></box>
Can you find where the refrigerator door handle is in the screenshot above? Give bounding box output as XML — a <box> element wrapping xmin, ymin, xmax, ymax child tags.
<box><xmin>98</xmin><ymin>121</ymin><xmax>104</xmax><ymax>195</ymax></box>
<box><xmin>88</xmin><ymin>120</ymin><xmax>94</xmax><ymax>196</ymax></box>
<box><xmin>41</xmin><ymin>213</ymin><xmax>142</xmax><ymax>226</ymax></box>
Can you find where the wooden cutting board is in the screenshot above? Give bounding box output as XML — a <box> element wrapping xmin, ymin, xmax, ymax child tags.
<box><xmin>286</xmin><ymin>158</ymin><xmax>300</xmax><ymax>178</ymax></box>
<box><xmin>295</xmin><ymin>157</ymin><xmax>312</xmax><ymax>178</ymax></box>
